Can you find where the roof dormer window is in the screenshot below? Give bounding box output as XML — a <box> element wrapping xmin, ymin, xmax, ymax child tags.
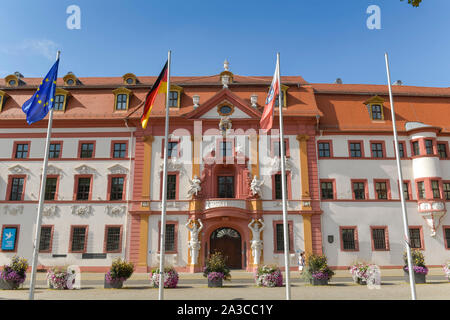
<box><xmin>168</xmin><ymin>84</ymin><xmax>183</xmax><ymax>108</ymax></box>
<box><xmin>113</xmin><ymin>87</ymin><xmax>132</xmax><ymax>111</ymax></box>
<box><xmin>122</xmin><ymin>73</ymin><xmax>138</xmax><ymax>85</ymax></box>
<box><xmin>63</xmin><ymin>72</ymin><xmax>79</xmax><ymax>86</ymax></box>
<box><xmin>273</xmin><ymin>85</ymin><xmax>288</xmax><ymax>108</ymax></box>
<box><xmin>53</xmin><ymin>88</ymin><xmax>70</xmax><ymax>112</ymax></box>
<box><xmin>0</xmin><ymin>90</ymin><xmax>7</xmax><ymax>111</ymax></box>
<box><xmin>4</xmin><ymin>74</ymin><xmax>20</xmax><ymax>87</ymax></box>
<box><xmin>364</xmin><ymin>95</ymin><xmax>385</xmax><ymax>121</ymax></box>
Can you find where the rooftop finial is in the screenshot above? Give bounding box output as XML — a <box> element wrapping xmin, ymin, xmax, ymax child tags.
<box><xmin>224</xmin><ymin>59</ymin><xmax>229</xmax><ymax>71</ymax></box>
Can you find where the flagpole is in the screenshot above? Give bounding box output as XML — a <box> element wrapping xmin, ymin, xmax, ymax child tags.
<box><xmin>28</xmin><ymin>50</ymin><xmax>60</xmax><ymax>300</ymax></box>
<box><xmin>276</xmin><ymin>52</ymin><xmax>291</xmax><ymax>300</ymax></box>
<box><xmin>385</xmin><ymin>52</ymin><xmax>417</xmax><ymax>300</ymax></box>
<box><xmin>158</xmin><ymin>50</ymin><xmax>171</xmax><ymax>300</ymax></box>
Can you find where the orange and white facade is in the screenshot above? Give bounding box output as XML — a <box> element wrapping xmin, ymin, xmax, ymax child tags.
<box><xmin>0</xmin><ymin>65</ymin><xmax>449</xmax><ymax>272</ymax></box>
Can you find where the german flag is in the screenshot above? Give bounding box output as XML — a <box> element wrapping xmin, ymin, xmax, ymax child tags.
<box><xmin>141</xmin><ymin>61</ymin><xmax>168</xmax><ymax>129</ymax></box>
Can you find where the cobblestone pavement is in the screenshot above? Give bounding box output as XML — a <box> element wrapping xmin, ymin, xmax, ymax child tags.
<box><xmin>0</xmin><ymin>269</ymin><xmax>448</xmax><ymax>300</ymax></box>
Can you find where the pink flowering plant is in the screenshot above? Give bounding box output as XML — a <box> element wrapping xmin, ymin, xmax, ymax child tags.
<box><xmin>105</xmin><ymin>258</ymin><xmax>134</xmax><ymax>284</ymax></box>
<box><xmin>255</xmin><ymin>265</ymin><xmax>283</xmax><ymax>287</ymax></box>
<box><xmin>349</xmin><ymin>262</ymin><xmax>375</xmax><ymax>283</ymax></box>
<box><xmin>403</xmin><ymin>249</ymin><xmax>428</xmax><ymax>275</ymax></box>
<box><xmin>46</xmin><ymin>266</ymin><xmax>75</xmax><ymax>290</ymax></box>
<box><xmin>0</xmin><ymin>256</ymin><xmax>28</xmax><ymax>288</ymax></box>
<box><xmin>150</xmin><ymin>266</ymin><xmax>179</xmax><ymax>288</ymax></box>
<box><xmin>207</xmin><ymin>272</ymin><xmax>226</xmax><ymax>282</ymax></box>
<box><xmin>302</xmin><ymin>254</ymin><xmax>334</xmax><ymax>281</ymax></box>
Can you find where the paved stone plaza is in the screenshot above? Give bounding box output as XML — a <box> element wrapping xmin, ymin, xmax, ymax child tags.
<box><xmin>0</xmin><ymin>269</ymin><xmax>449</xmax><ymax>300</ymax></box>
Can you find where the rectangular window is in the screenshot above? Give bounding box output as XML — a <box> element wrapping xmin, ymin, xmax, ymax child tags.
<box><xmin>80</xmin><ymin>143</ymin><xmax>94</xmax><ymax>158</ymax></box>
<box><xmin>76</xmin><ymin>177</ymin><xmax>91</xmax><ymax>200</ymax></box>
<box><xmin>372</xmin><ymin>228</ymin><xmax>387</xmax><ymax>250</ymax></box>
<box><xmin>275</xmin><ymin>223</ymin><xmax>291</xmax><ymax>252</ymax></box>
<box><xmin>321</xmin><ymin>181</ymin><xmax>334</xmax><ymax>199</ymax></box>
<box><xmin>44</xmin><ymin>177</ymin><xmax>58</xmax><ymax>200</ymax></box>
<box><xmin>9</xmin><ymin>177</ymin><xmax>24</xmax><ymax>201</ymax></box>
<box><xmin>425</xmin><ymin>140</ymin><xmax>433</xmax><ymax>155</ymax></box>
<box><xmin>371</xmin><ymin>105</ymin><xmax>382</xmax><ymax>120</ymax></box>
<box><xmin>217</xmin><ymin>176</ymin><xmax>234</xmax><ymax>198</ymax></box>
<box><xmin>341</xmin><ymin>228</ymin><xmax>356</xmax><ymax>250</ymax></box>
<box><xmin>375</xmin><ymin>181</ymin><xmax>388</xmax><ymax>199</ymax></box>
<box><xmin>110</xmin><ymin>177</ymin><xmax>124</xmax><ymax>200</ymax></box>
<box><xmin>49</xmin><ymin>143</ymin><xmax>61</xmax><ymax>159</ymax></box>
<box><xmin>398</xmin><ymin>142</ymin><xmax>405</xmax><ymax>158</ymax></box>
<box><xmin>402</xmin><ymin>182</ymin><xmax>410</xmax><ymax>200</ymax></box>
<box><xmin>443</xmin><ymin>183</ymin><xmax>450</xmax><ymax>200</ymax></box>
<box><xmin>71</xmin><ymin>227</ymin><xmax>87</xmax><ymax>252</ymax></box>
<box><xmin>116</xmin><ymin>94</ymin><xmax>127</xmax><ymax>110</ymax></box>
<box><xmin>167</xmin><ymin>141</ymin><xmax>178</xmax><ymax>158</ymax></box>
<box><xmin>39</xmin><ymin>226</ymin><xmax>53</xmax><ymax>252</ymax></box>
<box><xmin>274</xmin><ymin>91</ymin><xmax>285</xmax><ymax>107</ymax></box>
<box><xmin>353</xmin><ymin>182</ymin><xmax>366</xmax><ymax>200</ymax></box>
<box><xmin>318</xmin><ymin>142</ymin><xmax>330</xmax><ymax>158</ymax></box>
<box><xmin>371</xmin><ymin>143</ymin><xmax>384</xmax><ymax>158</ymax></box>
<box><xmin>113</xmin><ymin>143</ymin><xmax>127</xmax><ymax>158</ymax></box>
<box><xmin>417</xmin><ymin>181</ymin><xmax>425</xmax><ymax>199</ymax></box>
<box><xmin>438</xmin><ymin>143</ymin><xmax>447</xmax><ymax>159</ymax></box>
<box><xmin>274</xmin><ymin>174</ymin><xmax>289</xmax><ymax>200</ymax></box>
<box><xmin>165</xmin><ymin>224</ymin><xmax>176</xmax><ymax>252</ymax></box>
<box><xmin>167</xmin><ymin>174</ymin><xmax>177</xmax><ymax>200</ymax></box>
<box><xmin>445</xmin><ymin>227</ymin><xmax>450</xmax><ymax>249</ymax></box>
<box><xmin>168</xmin><ymin>91</ymin><xmax>178</xmax><ymax>107</ymax></box>
<box><xmin>15</xmin><ymin>143</ymin><xmax>29</xmax><ymax>159</ymax></box>
<box><xmin>273</xmin><ymin>140</ymin><xmax>287</xmax><ymax>157</ymax></box>
<box><xmin>432</xmin><ymin>180</ymin><xmax>440</xmax><ymax>199</ymax></box>
<box><xmin>409</xmin><ymin>228</ymin><xmax>422</xmax><ymax>249</ymax></box>
<box><xmin>105</xmin><ymin>226</ymin><xmax>121</xmax><ymax>252</ymax></box>
<box><xmin>350</xmin><ymin>142</ymin><xmax>362</xmax><ymax>158</ymax></box>
<box><xmin>54</xmin><ymin>95</ymin><xmax>65</xmax><ymax>111</ymax></box>
<box><xmin>412</xmin><ymin>141</ymin><xmax>420</xmax><ymax>156</ymax></box>
<box><xmin>220</xmin><ymin>141</ymin><xmax>232</xmax><ymax>157</ymax></box>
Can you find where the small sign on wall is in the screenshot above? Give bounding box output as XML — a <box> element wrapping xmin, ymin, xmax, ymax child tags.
<box><xmin>1</xmin><ymin>227</ymin><xmax>18</xmax><ymax>251</ymax></box>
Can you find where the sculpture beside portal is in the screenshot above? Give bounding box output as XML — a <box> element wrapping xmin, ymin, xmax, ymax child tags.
<box><xmin>185</xmin><ymin>219</ymin><xmax>203</xmax><ymax>265</ymax></box>
<box><xmin>248</xmin><ymin>219</ymin><xmax>265</xmax><ymax>265</ymax></box>
<box><xmin>187</xmin><ymin>175</ymin><xmax>202</xmax><ymax>198</ymax></box>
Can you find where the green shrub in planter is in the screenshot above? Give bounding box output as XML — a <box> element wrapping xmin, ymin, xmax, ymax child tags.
<box><xmin>203</xmin><ymin>252</ymin><xmax>231</xmax><ymax>287</ymax></box>
<box><xmin>302</xmin><ymin>254</ymin><xmax>334</xmax><ymax>285</ymax></box>
<box><xmin>105</xmin><ymin>258</ymin><xmax>134</xmax><ymax>288</ymax></box>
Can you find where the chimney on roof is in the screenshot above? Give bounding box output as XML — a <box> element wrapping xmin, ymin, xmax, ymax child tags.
<box><xmin>335</xmin><ymin>78</ymin><xmax>343</xmax><ymax>84</ymax></box>
<box><xmin>14</xmin><ymin>71</ymin><xmax>24</xmax><ymax>78</ymax></box>
<box><xmin>393</xmin><ymin>80</ymin><xmax>403</xmax><ymax>86</ymax></box>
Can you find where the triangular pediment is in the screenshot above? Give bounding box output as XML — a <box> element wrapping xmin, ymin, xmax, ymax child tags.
<box><xmin>185</xmin><ymin>88</ymin><xmax>261</xmax><ymax>120</ymax></box>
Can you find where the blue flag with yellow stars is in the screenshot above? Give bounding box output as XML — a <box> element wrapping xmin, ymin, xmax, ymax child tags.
<box><xmin>22</xmin><ymin>58</ymin><xmax>60</xmax><ymax>124</ymax></box>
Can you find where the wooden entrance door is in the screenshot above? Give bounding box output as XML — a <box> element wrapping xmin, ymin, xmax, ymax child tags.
<box><xmin>210</xmin><ymin>228</ymin><xmax>242</xmax><ymax>269</ymax></box>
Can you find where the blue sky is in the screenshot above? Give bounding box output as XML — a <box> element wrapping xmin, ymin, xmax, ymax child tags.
<box><xmin>1</xmin><ymin>0</ymin><xmax>449</xmax><ymax>87</ymax></box>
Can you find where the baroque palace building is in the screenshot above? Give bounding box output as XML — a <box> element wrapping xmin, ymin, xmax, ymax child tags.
<box><xmin>0</xmin><ymin>63</ymin><xmax>449</xmax><ymax>272</ymax></box>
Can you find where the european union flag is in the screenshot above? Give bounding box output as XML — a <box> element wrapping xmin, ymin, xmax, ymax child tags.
<box><xmin>22</xmin><ymin>59</ymin><xmax>60</xmax><ymax>124</ymax></box>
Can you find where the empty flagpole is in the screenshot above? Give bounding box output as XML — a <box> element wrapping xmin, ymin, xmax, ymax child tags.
<box><xmin>385</xmin><ymin>52</ymin><xmax>417</xmax><ymax>300</ymax></box>
<box><xmin>28</xmin><ymin>51</ymin><xmax>60</xmax><ymax>300</ymax></box>
<box><xmin>158</xmin><ymin>50</ymin><xmax>171</xmax><ymax>300</ymax></box>
<box><xmin>277</xmin><ymin>52</ymin><xmax>291</xmax><ymax>300</ymax></box>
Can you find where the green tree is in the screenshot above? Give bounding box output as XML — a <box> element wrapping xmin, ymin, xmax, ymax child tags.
<box><xmin>401</xmin><ymin>0</ymin><xmax>422</xmax><ymax>7</ymax></box>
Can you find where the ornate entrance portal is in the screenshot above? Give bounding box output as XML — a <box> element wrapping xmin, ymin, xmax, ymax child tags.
<box><xmin>210</xmin><ymin>227</ymin><xmax>242</xmax><ymax>269</ymax></box>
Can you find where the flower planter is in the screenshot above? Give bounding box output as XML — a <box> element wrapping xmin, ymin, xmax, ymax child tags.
<box><xmin>356</xmin><ymin>278</ymin><xmax>367</xmax><ymax>285</ymax></box>
<box><xmin>404</xmin><ymin>271</ymin><xmax>426</xmax><ymax>284</ymax></box>
<box><xmin>0</xmin><ymin>279</ymin><xmax>19</xmax><ymax>290</ymax></box>
<box><xmin>310</xmin><ymin>278</ymin><xmax>328</xmax><ymax>286</ymax></box>
<box><xmin>208</xmin><ymin>278</ymin><xmax>223</xmax><ymax>288</ymax></box>
<box><xmin>104</xmin><ymin>277</ymin><xmax>124</xmax><ymax>289</ymax></box>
